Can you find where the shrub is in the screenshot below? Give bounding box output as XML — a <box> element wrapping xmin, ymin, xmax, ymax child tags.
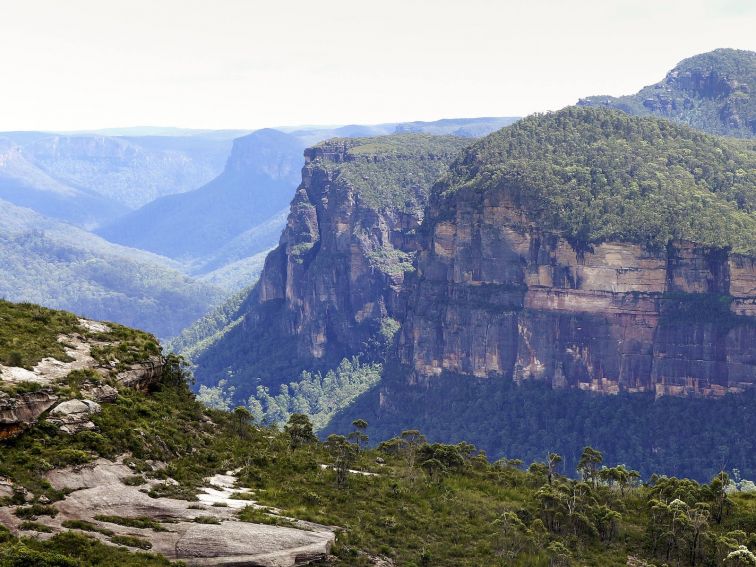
<box><xmin>110</xmin><ymin>534</ymin><xmax>152</xmax><ymax>550</ymax></box>
<box><xmin>14</xmin><ymin>504</ymin><xmax>58</xmax><ymax>519</ymax></box>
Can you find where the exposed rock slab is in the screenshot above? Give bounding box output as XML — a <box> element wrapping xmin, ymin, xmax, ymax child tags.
<box><xmin>0</xmin><ymin>316</ymin><xmax>163</xmax><ymax>437</ymax></box>
<box><xmin>0</xmin><ymin>332</ymin><xmax>96</xmax><ymax>385</ymax></box>
<box><xmin>2</xmin><ymin>459</ymin><xmax>335</xmax><ymax>566</ymax></box>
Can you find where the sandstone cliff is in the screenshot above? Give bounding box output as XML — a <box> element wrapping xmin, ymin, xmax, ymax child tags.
<box><xmin>194</xmin><ymin>134</ymin><xmax>470</xmax><ymax>395</ymax></box>
<box><xmin>198</xmin><ymin>109</ymin><xmax>756</xmax><ymax>402</ymax></box>
<box><xmin>397</xmin><ymin>198</ymin><xmax>756</xmax><ymax>397</ymax></box>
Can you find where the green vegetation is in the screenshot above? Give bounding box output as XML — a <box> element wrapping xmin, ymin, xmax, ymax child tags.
<box><xmin>327</xmin><ymin>375</ymin><xmax>756</xmax><ymax>482</ymax></box>
<box><xmin>18</xmin><ymin>521</ymin><xmax>54</xmax><ymax>533</ymax></box>
<box><xmin>167</xmin><ymin>284</ymin><xmax>251</xmax><ymax>360</ymax></box>
<box><xmin>237</xmin><ymin>506</ymin><xmax>296</xmax><ymax>527</ymax></box>
<box><xmin>0</xmin><ymin>204</ymin><xmax>223</xmax><ymax>339</ymax></box>
<box><xmin>196</xmin><ymin>378</ymin><xmax>236</xmax><ymax>411</ymax></box>
<box><xmin>439</xmin><ymin>106</ymin><xmax>756</xmax><ymax>253</ymax></box>
<box><xmin>191</xmin><ymin>516</ymin><xmax>220</xmax><ymax>525</ymax></box>
<box><xmin>122</xmin><ymin>475</ymin><xmax>146</xmax><ymax>486</ymax></box>
<box><xmin>316</xmin><ymin>134</ymin><xmax>470</xmax><ymax>211</ymax></box>
<box><xmin>93</xmin><ymin>516</ymin><xmax>167</xmax><ymax>532</ymax></box>
<box><xmin>245</xmin><ymin>357</ymin><xmax>382</xmax><ymax>430</ymax></box>
<box><xmin>365</xmin><ymin>245</ymin><xmax>415</xmax><ymax>277</ymax></box>
<box><xmin>233</xmin><ymin>414</ymin><xmax>756</xmax><ymax>566</ymax></box>
<box><xmin>88</xmin><ymin>322</ymin><xmax>162</xmax><ymax>369</ymax></box>
<box><xmin>61</xmin><ymin>520</ymin><xmax>115</xmax><ymax>537</ymax></box>
<box><xmin>0</xmin><ymin>531</ymin><xmax>174</xmax><ymax>566</ymax></box>
<box><xmin>579</xmin><ymin>48</ymin><xmax>755</xmax><ymax>138</ymax></box>
<box><xmin>1</xmin><ymin>359</ymin><xmax>755</xmax><ymax>566</ymax></box>
<box><xmin>109</xmin><ymin>535</ymin><xmax>153</xmax><ymax>550</ymax></box>
<box><xmin>14</xmin><ymin>504</ymin><xmax>58</xmax><ymax>519</ymax></box>
<box><xmin>0</xmin><ymin>300</ymin><xmax>79</xmax><ymax>368</ymax></box>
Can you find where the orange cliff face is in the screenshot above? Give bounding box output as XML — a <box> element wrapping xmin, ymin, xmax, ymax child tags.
<box><xmin>194</xmin><ymin>124</ymin><xmax>756</xmax><ymax>401</ymax></box>
<box><xmin>396</xmin><ymin>184</ymin><xmax>756</xmax><ymax>398</ymax></box>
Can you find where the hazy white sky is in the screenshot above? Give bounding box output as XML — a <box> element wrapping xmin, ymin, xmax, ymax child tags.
<box><xmin>1</xmin><ymin>0</ymin><xmax>754</xmax><ymax>131</ymax></box>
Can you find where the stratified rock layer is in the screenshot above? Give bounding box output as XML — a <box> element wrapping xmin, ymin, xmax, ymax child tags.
<box><xmin>396</xmin><ymin>180</ymin><xmax>756</xmax><ymax>397</ymax></box>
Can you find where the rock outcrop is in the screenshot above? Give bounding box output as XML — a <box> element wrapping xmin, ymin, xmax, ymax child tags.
<box><xmin>0</xmin><ymin>459</ymin><xmax>334</xmax><ymax>566</ymax></box>
<box><xmin>115</xmin><ymin>355</ymin><xmax>165</xmax><ymax>391</ymax></box>
<box><xmin>0</xmin><ymin>390</ymin><xmax>58</xmax><ymax>439</ymax></box>
<box><xmin>194</xmin><ymin>134</ymin><xmax>471</xmax><ymax>394</ymax></box>
<box><xmin>0</xmin><ymin>318</ymin><xmax>164</xmax><ymax>438</ymax></box>
<box><xmin>48</xmin><ymin>399</ymin><xmax>102</xmax><ymax>434</ymax></box>
<box><xmin>578</xmin><ymin>48</ymin><xmax>756</xmax><ymax>138</ymax></box>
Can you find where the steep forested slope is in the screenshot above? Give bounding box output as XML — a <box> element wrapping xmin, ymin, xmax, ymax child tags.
<box><xmin>0</xmin><ymin>200</ymin><xmax>221</xmax><ymax>338</ymax></box>
<box><xmin>578</xmin><ymin>48</ymin><xmax>755</xmax><ymax>138</ymax></box>
<box><xmin>437</xmin><ymin>106</ymin><xmax>756</xmax><ymax>252</ymax></box>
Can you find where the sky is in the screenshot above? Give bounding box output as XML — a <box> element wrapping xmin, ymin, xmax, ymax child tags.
<box><xmin>0</xmin><ymin>0</ymin><xmax>754</xmax><ymax>131</ymax></box>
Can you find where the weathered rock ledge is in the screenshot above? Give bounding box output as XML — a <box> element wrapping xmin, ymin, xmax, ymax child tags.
<box><xmin>0</xmin><ymin>319</ymin><xmax>164</xmax><ymax>438</ymax></box>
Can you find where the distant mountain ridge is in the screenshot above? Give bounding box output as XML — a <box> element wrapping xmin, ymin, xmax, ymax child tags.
<box><xmin>0</xmin><ymin>131</ymin><xmax>233</xmax><ymax>227</ymax></box>
<box><xmin>0</xmin><ymin>137</ymin><xmax>126</xmax><ymax>229</ymax></box>
<box><xmin>578</xmin><ymin>48</ymin><xmax>756</xmax><ymax>138</ymax></box>
<box><xmin>24</xmin><ymin>134</ymin><xmax>233</xmax><ymax>209</ymax></box>
<box><xmin>0</xmin><ymin>198</ymin><xmax>222</xmax><ymax>338</ymax></box>
<box><xmin>96</xmin><ymin>128</ymin><xmax>306</xmax><ymax>264</ymax></box>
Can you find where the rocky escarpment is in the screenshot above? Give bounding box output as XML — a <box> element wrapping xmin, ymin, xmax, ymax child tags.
<box><xmin>578</xmin><ymin>48</ymin><xmax>755</xmax><ymax>138</ymax></box>
<box><xmin>394</xmin><ymin>108</ymin><xmax>756</xmax><ymax>398</ymax></box>
<box><xmin>0</xmin><ymin>302</ymin><xmax>336</xmax><ymax>565</ymax></box>
<box><xmin>196</xmin><ymin>108</ymin><xmax>756</xmax><ymax>402</ymax></box>
<box><xmin>397</xmin><ymin>201</ymin><xmax>756</xmax><ymax>397</ymax></box>
<box><xmin>194</xmin><ymin>134</ymin><xmax>470</xmax><ymax>393</ymax></box>
<box><xmin>0</xmin><ymin>391</ymin><xmax>59</xmax><ymax>440</ymax></box>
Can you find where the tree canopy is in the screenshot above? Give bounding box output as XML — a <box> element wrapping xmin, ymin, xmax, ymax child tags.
<box><xmin>437</xmin><ymin>106</ymin><xmax>756</xmax><ymax>254</ymax></box>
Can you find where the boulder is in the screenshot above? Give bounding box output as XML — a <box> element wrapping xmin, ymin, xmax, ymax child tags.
<box><xmin>81</xmin><ymin>384</ymin><xmax>118</xmax><ymax>403</ymax></box>
<box><xmin>48</xmin><ymin>399</ymin><xmax>101</xmax><ymax>435</ymax></box>
<box><xmin>0</xmin><ymin>391</ymin><xmax>58</xmax><ymax>439</ymax></box>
